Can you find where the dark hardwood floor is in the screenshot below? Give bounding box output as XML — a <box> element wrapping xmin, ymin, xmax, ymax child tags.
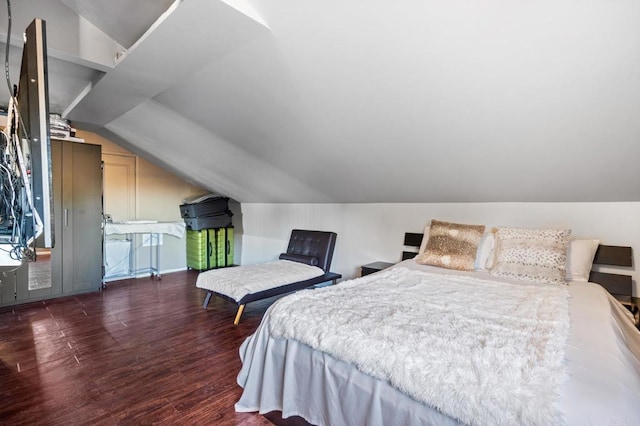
<box><xmin>0</xmin><ymin>270</ymin><xmax>277</xmax><ymax>425</ymax></box>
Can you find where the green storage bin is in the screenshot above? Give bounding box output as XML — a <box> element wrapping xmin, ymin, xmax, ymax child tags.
<box><xmin>186</xmin><ymin>229</ymin><xmax>210</xmax><ymax>270</ymax></box>
<box><xmin>214</xmin><ymin>227</ymin><xmax>234</xmax><ymax>267</ymax></box>
<box><xmin>186</xmin><ymin>227</ymin><xmax>234</xmax><ymax>270</ymax></box>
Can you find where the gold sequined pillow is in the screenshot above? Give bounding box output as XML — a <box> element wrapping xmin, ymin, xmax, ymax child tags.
<box><xmin>415</xmin><ymin>220</ymin><xmax>485</xmax><ymax>271</ymax></box>
<box><xmin>489</xmin><ymin>227</ymin><xmax>571</xmax><ymax>285</ymax></box>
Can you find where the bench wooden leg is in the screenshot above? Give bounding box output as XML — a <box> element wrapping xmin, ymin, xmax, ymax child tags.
<box><xmin>234</xmin><ymin>304</ymin><xmax>245</xmax><ymax>325</ymax></box>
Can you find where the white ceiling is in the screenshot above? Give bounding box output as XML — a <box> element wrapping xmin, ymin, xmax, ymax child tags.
<box><xmin>1</xmin><ymin>0</ymin><xmax>640</xmax><ymax>203</ymax></box>
<box><xmin>60</xmin><ymin>0</ymin><xmax>175</xmax><ymax>48</ymax></box>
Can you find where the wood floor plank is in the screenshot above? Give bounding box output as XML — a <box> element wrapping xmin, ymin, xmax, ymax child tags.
<box><xmin>0</xmin><ymin>270</ymin><xmax>276</xmax><ymax>425</ymax></box>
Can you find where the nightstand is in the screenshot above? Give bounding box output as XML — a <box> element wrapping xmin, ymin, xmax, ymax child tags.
<box><xmin>615</xmin><ymin>296</ymin><xmax>640</xmax><ymax>329</ymax></box>
<box><xmin>361</xmin><ymin>261</ymin><xmax>394</xmax><ymax>277</ymax></box>
<box><xmin>625</xmin><ymin>297</ymin><xmax>639</xmax><ymax>329</ymax></box>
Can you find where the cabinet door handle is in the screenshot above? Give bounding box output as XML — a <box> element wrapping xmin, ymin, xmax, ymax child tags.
<box><xmin>64</xmin><ymin>208</ymin><xmax>68</xmax><ymax>227</ymax></box>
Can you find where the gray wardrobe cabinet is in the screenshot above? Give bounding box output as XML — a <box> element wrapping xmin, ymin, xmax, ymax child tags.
<box><xmin>52</xmin><ymin>139</ymin><xmax>103</xmax><ymax>295</ymax></box>
<box><xmin>0</xmin><ymin>140</ymin><xmax>102</xmax><ymax>307</ymax></box>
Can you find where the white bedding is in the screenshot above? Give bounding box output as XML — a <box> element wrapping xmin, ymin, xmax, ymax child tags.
<box><xmin>236</xmin><ymin>260</ymin><xmax>640</xmax><ymax>425</ymax></box>
<box><xmin>195</xmin><ymin>259</ymin><xmax>324</xmax><ymax>302</ymax></box>
<box><xmin>267</xmin><ymin>267</ymin><xmax>570</xmax><ymax>425</ymax></box>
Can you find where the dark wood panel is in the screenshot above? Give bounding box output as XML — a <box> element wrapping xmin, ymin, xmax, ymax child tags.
<box><xmin>402</xmin><ymin>251</ymin><xmax>417</xmax><ymax>261</ymax></box>
<box><xmin>403</xmin><ymin>232</ymin><xmax>423</xmax><ymax>248</ymax></box>
<box><xmin>592</xmin><ymin>245</ymin><xmax>633</xmax><ymax>267</ymax></box>
<box><xmin>589</xmin><ymin>271</ymin><xmax>633</xmax><ymax>296</ymax></box>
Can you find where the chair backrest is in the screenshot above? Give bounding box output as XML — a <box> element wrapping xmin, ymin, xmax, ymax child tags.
<box><xmin>286</xmin><ymin>229</ymin><xmax>338</xmax><ymax>273</ymax></box>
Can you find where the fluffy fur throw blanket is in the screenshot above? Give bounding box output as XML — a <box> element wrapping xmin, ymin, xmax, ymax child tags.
<box><xmin>195</xmin><ymin>260</ymin><xmax>324</xmax><ymax>302</ymax></box>
<box><xmin>268</xmin><ymin>267</ymin><xmax>570</xmax><ymax>426</ymax></box>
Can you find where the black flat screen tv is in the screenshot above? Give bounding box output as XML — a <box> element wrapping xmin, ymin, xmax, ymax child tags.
<box><xmin>19</xmin><ymin>18</ymin><xmax>54</xmax><ymax>248</ymax></box>
<box><xmin>3</xmin><ymin>18</ymin><xmax>53</xmax><ymax>251</ymax></box>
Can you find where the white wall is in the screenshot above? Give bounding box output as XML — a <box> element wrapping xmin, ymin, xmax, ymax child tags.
<box><xmin>135</xmin><ymin>158</ymin><xmax>206</xmax><ymax>275</ymax></box>
<box><xmin>239</xmin><ymin>202</ymin><xmax>640</xmax><ymax>296</ymax></box>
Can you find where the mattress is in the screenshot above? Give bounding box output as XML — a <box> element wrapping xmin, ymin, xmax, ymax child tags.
<box><xmin>235</xmin><ymin>260</ymin><xmax>640</xmax><ymax>425</ymax></box>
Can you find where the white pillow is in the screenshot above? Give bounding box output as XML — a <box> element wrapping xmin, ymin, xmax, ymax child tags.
<box><xmin>418</xmin><ymin>223</ymin><xmax>430</xmax><ymax>255</ymax></box>
<box><xmin>566</xmin><ymin>239</ymin><xmax>600</xmax><ymax>282</ymax></box>
<box><xmin>475</xmin><ymin>231</ymin><xmax>495</xmax><ymax>272</ymax></box>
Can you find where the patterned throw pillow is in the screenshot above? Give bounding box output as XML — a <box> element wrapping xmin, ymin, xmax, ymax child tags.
<box><xmin>415</xmin><ymin>220</ymin><xmax>485</xmax><ymax>271</ymax></box>
<box><xmin>490</xmin><ymin>227</ymin><xmax>571</xmax><ymax>285</ymax></box>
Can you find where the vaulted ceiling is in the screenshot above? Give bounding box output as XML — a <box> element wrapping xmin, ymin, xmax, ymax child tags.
<box><xmin>1</xmin><ymin>0</ymin><xmax>639</xmax><ymax>203</ymax></box>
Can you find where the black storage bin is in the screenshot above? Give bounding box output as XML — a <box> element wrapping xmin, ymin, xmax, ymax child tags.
<box><xmin>180</xmin><ymin>196</ymin><xmax>229</xmax><ymax>218</ymax></box>
<box><xmin>184</xmin><ymin>212</ymin><xmax>233</xmax><ymax>231</ymax></box>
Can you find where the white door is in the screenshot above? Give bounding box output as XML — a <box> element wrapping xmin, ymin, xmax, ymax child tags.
<box><xmin>103</xmin><ymin>154</ymin><xmax>136</xmax><ymax>277</ymax></box>
<box><xmin>103</xmin><ymin>154</ymin><xmax>136</xmax><ymax>221</ymax></box>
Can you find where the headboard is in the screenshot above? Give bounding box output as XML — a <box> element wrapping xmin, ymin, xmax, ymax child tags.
<box><xmin>279</xmin><ymin>229</ymin><xmax>337</xmax><ymax>273</ymax></box>
<box><xmin>403</xmin><ymin>232</ymin><xmax>424</xmax><ymax>260</ymax></box>
<box><xmin>589</xmin><ymin>245</ymin><xmax>633</xmax><ymax>305</ymax></box>
<box><xmin>402</xmin><ymin>232</ymin><xmax>634</xmax><ymax>303</ymax></box>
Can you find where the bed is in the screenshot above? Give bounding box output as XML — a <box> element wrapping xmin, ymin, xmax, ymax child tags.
<box><xmin>235</xmin><ymin>223</ymin><xmax>640</xmax><ymax>425</ymax></box>
<box><xmin>196</xmin><ymin>229</ymin><xmax>340</xmax><ymax>324</ymax></box>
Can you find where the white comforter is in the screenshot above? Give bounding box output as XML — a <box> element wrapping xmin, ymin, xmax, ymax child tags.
<box><xmin>195</xmin><ymin>259</ymin><xmax>324</xmax><ymax>302</ymax></box>
<box><xmin>236</xmin><ymin>261</ymin><xmax>640</xmax><ymax>425</ymax></box>
<box><xmin>268</xmin><ymin>267</ymin><xmax>570</xmax><ymax>425</ymax></box>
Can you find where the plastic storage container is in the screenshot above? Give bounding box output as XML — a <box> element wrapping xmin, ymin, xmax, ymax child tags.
<box><xmin>184</xmin><ymin>212</ymin><xmax>233</xmax><ymax>231</ymax></box>
<box><xmin>186</xmin><ymin>227</ymin><xmax>234</xmax><ymax>270</ymax></box>
<box><xmin>180</xmin><ymin>196</ymin><xmax>229</xmax><ymax>218</ymax></box>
